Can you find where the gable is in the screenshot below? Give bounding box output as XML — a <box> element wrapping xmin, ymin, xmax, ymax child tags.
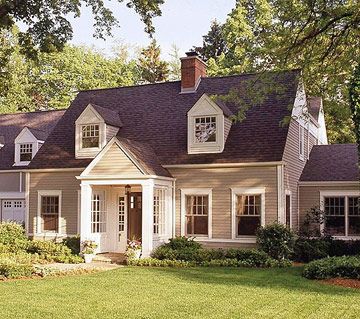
<box><xmin>87</xmin><ymin>143</ymin><xmax>144</xmax><ymax>177</ymax></box>
<box><xmin>15</xmin><ymin>128</ymin><xmax>37</xmax><ymax>144</ymax></box>
<box><xmin>76</xmin><ymin>104</ymin><xmax>104</xmax><ymax>125</ymax></box>
<box><xmin>188</xmin><ymin>94</ymin><xmax>223</xmax><ymax>117</ymax></box>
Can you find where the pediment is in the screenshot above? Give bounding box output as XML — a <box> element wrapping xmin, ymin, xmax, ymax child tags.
<box><xmin>188</xmin><ymin>94</ymin><xmax>223</xmax><ymax>117</ymax></box>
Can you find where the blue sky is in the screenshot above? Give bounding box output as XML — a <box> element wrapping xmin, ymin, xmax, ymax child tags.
<box><xmin>68</xmin><ymin>0</ymin><xmax>236</xmax><ymax>59</ymax></box>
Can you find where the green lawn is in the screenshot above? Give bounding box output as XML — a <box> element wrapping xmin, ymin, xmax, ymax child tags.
<box><xmin>0</xmin><ymin>267</ymin><xmax>359</xmax><ymax>319</ymax></box>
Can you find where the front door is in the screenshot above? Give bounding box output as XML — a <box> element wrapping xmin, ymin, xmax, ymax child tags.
<box><xmin>128</xmin><ymin>192</ymin><xmax>142</xmax><ymax>240</ymax></box>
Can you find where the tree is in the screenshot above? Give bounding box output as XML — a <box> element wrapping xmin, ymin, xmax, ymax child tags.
<box><xmin>0</xmin><ymin>0</ymin><xmax>165</xmax><ymax>57</ymax></box>
<box><xmin>0</xmin><ymin>27</ymin><xmax>139</xmax><ymax>112</ymax></box>
<box><xmin>168</xmin><ymin>44</ymin><xmax>181</xmax><ymax>81</ymax></box>
<box><xmin>192</xmin><ymin>20</ymin><xmax>227</xmax><ymax>61</ymax></box>
<box><xmin>349</xmin><ymin>62</ymin><xmax>360</xmax><ymax>149</ymax></box>
<box><xmin>198</xmin><ymin>0</ymin><xmax>360</xmax><ymax>143</ymax></box>
<box><xmin>137</xmin><ymin>39</ymin><xmax>169</xmax><ymax>83</ymax></box>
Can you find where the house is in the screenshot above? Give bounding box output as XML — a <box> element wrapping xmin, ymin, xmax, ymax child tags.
<box><xmin>1</xmin><ymin>52</ymin><xmax>358</xmax><ymax>256</ymax></box>
<box><xmin>0</xmin><ymin>110</ymin><xmax>65</xmax><ymax>224</ymax></box>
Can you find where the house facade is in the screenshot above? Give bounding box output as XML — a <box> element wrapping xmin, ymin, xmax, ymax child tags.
<box><xmin>1</xmin><ymin>53</ymin><xmax>359</xmax><ymax>256</ymax></box>
<box><xmin>0</xmin><ymin>110</ymin><xmax>64</xmax><ymax>226</ymax></box>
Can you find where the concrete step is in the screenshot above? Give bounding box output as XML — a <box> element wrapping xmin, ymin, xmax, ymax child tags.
<box><xmin>93</xmin><ymin>253</ymin><xmax>126</xmax><ymax>264</ymax></box>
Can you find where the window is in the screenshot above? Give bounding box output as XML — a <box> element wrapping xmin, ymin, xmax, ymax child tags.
<box><xmin>185</xmin><ymin>195</ymin><xmax>209</xmax><ymax>236</ymax></box>
<box><xmin>91</xmin><ymin>191</ymin><xmax>106</xmax><ymax>233</ymax></box>
<box><xmin>82</xmin><ymin>124</ymin><xmax>100</xmax><ymax>148</ymax></box>
<box><xmin>323</xmin><ymin>196</ymin><xmax>360</xmax><ymax>236</ymax></box>
<box><xmin>285</xmin><ymin>194</ymin><xmax>291</xmax><ymax>227</ymax></box>
<box><xmin>19</xmin><ymin>143</ymin><xmax>33</xmax><ymax>162</ymax></box>
<box><xmin>194</xmin><ymin>116</ymin><xmax>216</xmax><ymax>143</ymax></box>
<box><xmin>299</xmin><ymin>125</ymin><xmax>305</xmax><ymax>160</ymax></box>
<box><xmin>153</xmin><ymin>188</ymin><xmax>166</xmax><ymax>235</ymax></box>
<box><xmin>118</xmin><ymin>196</ymin><xmax>125</xmax><ymax>232</ymax></box>
<box><xmin>3</xmin><ymin>201</ymin><xmax>11</xmax><ymax>208</ymax></box>
<box><xmin>14</xmin><ymin>201</ymin><xmax>23</xmax><ymax>208</ymax></box>
<box><xmin>235</xmin><ymin>195</ymin><xmax>262</xmax><ymax>236</ymax></box>
<box><xmin>41</xmin><ymin>196</ymin><xmax>59</xmax><ymax>232</ymax></box>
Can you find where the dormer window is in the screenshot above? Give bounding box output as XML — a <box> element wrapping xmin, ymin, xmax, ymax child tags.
<box><xmin>81</xmin><ymin>124</ymin><xmax>100</xmax><ymax>148</ymax></box>
<box><xmin>19</xmin><ymin>143</ymin><xmax>33</xmax><ymax>162</ymax></box>
<box><xmin>188</xmin><ymin>94</ymin><xmax>232</xmax><ymax>154</ymax></box>
<box><xmin>195</xmin><ymin>117</ymin><xmax>217</xmax><ymax>143</ymax></box>
<box><xmin>75</xmin><ymin>104</ymin><xmax>122</xmax><ymax>159</ymax></box>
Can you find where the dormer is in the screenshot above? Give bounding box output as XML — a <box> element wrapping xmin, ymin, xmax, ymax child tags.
<box><xmin>187</xmin><ymin>94</ymin><xmax>232</xmax><ymax>154</ymax></box>
<box><xmin>14</xmin><ymin>127</ymin><xmax>45</xmax><ymax>166</ymax></box>
<box><xmin>0</xmin><ymin>136</ymin><xmax>4</xmax><ymax>149</ymax></box>
<box><xmin>75</xmin><ymin>104</ymin><xmax>122</xmax><ymax>159</ymax></box>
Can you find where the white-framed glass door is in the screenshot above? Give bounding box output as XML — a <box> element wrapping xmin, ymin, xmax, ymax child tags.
<box><xmin>117</xmin><ymin>194</ymin><xmax>127</xmax><ymax>252</ymax></box>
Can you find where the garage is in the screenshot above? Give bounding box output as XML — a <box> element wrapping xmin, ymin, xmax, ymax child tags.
<box><xmin>1</xmin><ymin>200</ymin><xmax>25</xmax><ymax>224</ymax></box>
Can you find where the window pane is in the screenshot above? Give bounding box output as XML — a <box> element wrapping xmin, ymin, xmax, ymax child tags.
<box><xmin>194</xmin><ymin>117</ymin><xmax>216</xmax><ymax>143</ymax></box>
<box><xmin>326</xmin><ymin>216</ymin><xmax>345</xmax><ymax>236</ymax></box>
<box><xmin>20</xmin><ymin>143</ymin><xmax>33</xmax><ymax>161</ymax></box>
<box><xmin>185</xmin><ymin>195</ymin><xmax>208</xmax><ymax>236</ymax></box>
<box><xmin>237</xmin><ymin>216</ymin><xmax>261</xmax><ymax>236</ymax></box>
<box><xmin>349</xmin><ymin>217</ymin><xmax>360</xmax><ymax>236</ymax></box>
<box><xmin>324</xmin><ymin>197</ymin><xmax>345</xmax><ymax>235</ymax></box>
<box><xmin>41</xmin><ymin>196</ymin><xmax>59</xmax><ymax>232</ymax></box>
<box><xmin>82</xmin><ymin>125</ymin><xmax>100</xmax><ymax>148</ymax></box>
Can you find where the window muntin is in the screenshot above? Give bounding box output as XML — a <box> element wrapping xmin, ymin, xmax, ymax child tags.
<box><xmin>324</xmin><ymin>196</ymin><xmax>360</xmax><ymax>236</ymax></box>
<box><xmin>19</xmin><ymin>143</ymin><xmax>33</xmax><ymax>162</ymax></box>
<box><xmin>91</xmin><ymin>191</ymin><xmax>106</xmax><ymax>233</ymax></box>
<box><xmin>236</xmin><ymin>194</ymin><xmax>261</xmax><ymax>236</ymax></box>
<box><xmin>348</xmin><ymin>197</ymin><xmax>360</xmax><ymax>236</ymax></box>
<box><xmin>118</xmin><ymin>196</ymin><xmax>125</xmax><ymax>232</ymax></box>
<box><xmin>3</xmin><ymin>201</ymin><xmax>12</xmax><ymax>208</ymax></box>
<box><xmin>299</xmin><ymin>125</ymin><xmax>305</xmax><ymax>159</ymax></box>
<box><xmin>194</xmin><ymin>117</ymin><xmax>216</xmax><ymax>143</ymax></box>
<box><xmin>185</xmin><ymin>195</ymin><xmax>208</xmax><ymax>236</ymax></box>
<box><xmin>81</xmin><ymin>124</ymin><xmax>100</xmax><ymax>148</ymax></box>
<box><xmin>41</xmin><ymin>196</ymin><xmax>59</xmax><ymax>232</ymax></box>
<box><xmin>153</xmin><ymin>188</ymin><xmax>166</xmax><ymax>235</ymax></box>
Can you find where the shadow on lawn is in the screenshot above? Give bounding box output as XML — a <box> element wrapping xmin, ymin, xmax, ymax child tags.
<box><xmin>137</xmin><ymin>266</ymin><xmax>359</xmax><ymax>296</ymax></box>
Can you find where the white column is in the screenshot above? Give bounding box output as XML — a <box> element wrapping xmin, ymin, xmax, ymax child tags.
<box><xmin>141</xmin><ymin>180</ymin><xmax>154</xmax><ymax>257</ymax></box>
<box><xmin>80</xmin><ymin>183</ymin><xmax>92</xmax><ymax>242</ymax></box>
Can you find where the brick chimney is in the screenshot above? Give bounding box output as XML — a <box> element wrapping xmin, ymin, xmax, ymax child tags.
<box><xmin>180</xmin><ymin>52</ymin><xmax>207</xmax><ymax>93</ymax></box>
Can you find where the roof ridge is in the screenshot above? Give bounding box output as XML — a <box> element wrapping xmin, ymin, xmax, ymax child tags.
<box><xmin>0</xmin><ymin>109</ymin><xmax>66</xmax><ymax>117</ymax></box>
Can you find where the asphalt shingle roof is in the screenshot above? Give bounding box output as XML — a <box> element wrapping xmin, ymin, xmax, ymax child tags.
<box><xmin>29</xmin><ymin>70</ymin><xmax>301</xmax><ymax>169</ymax></box>
<box><xmin>0</xmin><ymin>110</ymin><xmax>65</xmax><ymax>170</ymax></box>
<box><xmin>300</xmin><ymin>144</ymin><xmax>359</xmax><ymax>182</ymax></box>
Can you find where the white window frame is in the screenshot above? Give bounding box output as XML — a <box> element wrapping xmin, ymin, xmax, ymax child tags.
<box><xmin>320</xmin><ymin>190</ymin><xmax>360</xmax><ymax>239</ymax></box>
<box><xmin>91</xmin><ymin>190</ymin><xmax>107</xmax><ymax>234</ymax></box>
<box><xmin>81</xmin><ymin>124</ymin><xmax>100</xmax><ymax>149</ymax></box>
<box><xmin>299</xmin><ymin>124</ymin><xmax>305</xmax><ymax>161</ymax></box>
<box><xmin>153</xmin><ymin>188</ymin><xmax>166</xmax><ymax>236</ymax></box>
<box><xmin>180</xmin><ymin>188</ymin><xmax>212</xmax><ymax>239</ymax></box>
<box><xmin>194</xmin><ymin>116</ymin><xmax>217</xmax><ymax>144</ymax></box>
<box><xmin>231</xmin><ymin>187</ymin><xmax>266</xmax><ymax>241</ymax></box>
<box><xmin>19</xmin><ymin>143</ymin><xmax>33</xmax><ymax>163</ymax></box>
<box><xmin>37</xmin><ymin>190</ymin><xmax>62</xmax><ymax>235</ymax></box>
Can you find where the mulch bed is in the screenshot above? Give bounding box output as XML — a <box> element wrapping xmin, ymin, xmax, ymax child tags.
<box><xmin>321</xmin><ymin>278</ymin><xmax>360</xmax><ymax>289</ymax></box>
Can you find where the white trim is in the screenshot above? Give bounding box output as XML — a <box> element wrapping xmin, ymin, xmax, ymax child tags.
<box><xmin>231</xmin><ymin>187</ymin><xmax>266</xmax><ymax>240</ymax></box>
<box><xmin>77</xmin><ymin>190</ymin><xmax>81</xmax><ymax>234</ymax></box>
<box><xmin>277</xmin><ymin>165</ymin><xmax>285</xmax><ymax>223</ymax></box>
<box><xmin>25</xmin><ymin>172</ymin><xmax>30</xmax><ymax>235</ymax></box>
<box><xmin>180</xmin><ymin>188</ymin><xmax>212</xmax><ymax>239</ymax></box>
<box><xmin>80</xmin><ymin>137</ymin><xmax>147</xmax><ymax>177</ymax></box>
<box><xmin>299</xmin><ymin>124</ymin><xmax>305</xmax><ymax>161</ymax></box>
<box><xmin>77</xmin><ymin>175</ymin><xmax>175</xmax><ymax>181</ymax></box>
<box><xmin>163</xmin><ymin>161</ymin><xmax>283</xmax><ymax>169</ymax></box>
<box><xmin>320</xmin><ymin>190</ymin><xmax>360</xmax><ymax>238</ymax></box>
<box><xmin>299</xmin><ymin>181</ymin><xmax>360</xmax><ymax>187</ymax></box>
<box><xmin>37</xmin><ymin>190</ymin><xmax>62</xmax><ymax>235</ymax></box>
<box><xmin>194</xmin><ymin>237</ymin><xmax>257</xmax><ymax>244</ymax></box>
<box><xmin>0</xmin><ymin>192</ymin><xmax>25</xmax><ymax>199</ymax></box>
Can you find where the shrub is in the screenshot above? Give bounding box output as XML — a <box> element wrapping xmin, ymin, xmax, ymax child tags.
<box><xmin>27</xmin><ymin>240</ymin><xmax>83</xmax><ymax>264</ymax></box>
<box><xmin>293</xmin><ymin>238</ymin><xmax>331</xmax><ymax>262</ymax></box>
<box><xmin>303</xmin><ymin>256</ymin><xmax>360</xmax><ymax>280</ymax></box>
<box><xmin>257</xmin><ymin>223</ymin><xmax>296</xmax><ymax>260</ymax></box>
<box><xmin>167</xmin><ymin>236</ymin><xmax>202</xmax><ymax>250</ymax></box>
<box><xmin>0</xmin><ymin>222</ymin><xmax>29</xmax><ymax>252</ymax></box>
<box><xmin>127</xmin><ymin>258</ymin><xmax>195</xmax><ymax>267</ymax></box>
<box><xmin>0</xmin><ymin>259</ymin><xmax>33</xmax><ymax>279</ymax></box>
<box><xmin>62</xmin><ymin>235</ymin><xmax>81</xmax><ymax>255</ymax></box>
<box><xmin>224</xmin><ymin>249</ymin><xmax>273</xmax><ymax>267</ymax></box>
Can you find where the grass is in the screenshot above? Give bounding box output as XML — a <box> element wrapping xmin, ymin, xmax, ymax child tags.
<box><xmin>0</xmin><ymin>266</ymin><xmax>359</xmax><ymax>319</ymax></box>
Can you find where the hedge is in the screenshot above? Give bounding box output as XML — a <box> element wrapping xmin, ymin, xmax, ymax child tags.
<box><xmin>303</xmin><ymin>256</ymin><xmax>360</xmax><ymax>280</ymax></box>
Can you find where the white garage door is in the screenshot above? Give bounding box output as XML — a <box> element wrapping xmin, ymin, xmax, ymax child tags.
<box><xmin>1</xmin><ymin>200</ymin><xmax>25</xmax><ymax>224</ymax></box>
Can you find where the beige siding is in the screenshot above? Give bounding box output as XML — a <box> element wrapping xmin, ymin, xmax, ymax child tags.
<box><xmin>106</xmin><ymin>125</ymin><xmax>119</xmax><ymax>143</ymax></box>
<box><xmin>169</xmin><ymin>166</ymin><xmax>278</xmax><ymax>243</ymax></box>
<box><xmin>224</xmin><ymin>117</ymin><xmax>232</xmax><ymax>142</ymax></box>
<box><xmin>283</xmin><ymin>120</ymin><xmax>317</xmax><ymax>229</ymax></box>
<box><xmin>0</xmin><ymin>172</ymin><xmax>22</xmax><ymax>192</ymax></box>
<box><xmin>89</xmin><ymin>143</ymin><xmax>143</xmax><ymax>176</ymax></box>
<box><xmin>299</xmin><ymin>185</ymin><xmax>359</xmax><ymax>227</ymax></box>
<box><xmin>29</xmin><ymin>171</ymin><xmax>81</xmax><ymax>236</ymax></box>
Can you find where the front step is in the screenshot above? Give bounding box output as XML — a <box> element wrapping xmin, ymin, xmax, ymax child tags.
<box><xmin>93</xmin><ymin>253</ymin><xmax>126</xmax><ymax>264</ymax></box>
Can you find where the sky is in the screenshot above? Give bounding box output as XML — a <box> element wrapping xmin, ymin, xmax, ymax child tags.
<box><xmin>68</xmin><ymin>0</ymin><xmax>236</xmax><ymax>59</ymax></box>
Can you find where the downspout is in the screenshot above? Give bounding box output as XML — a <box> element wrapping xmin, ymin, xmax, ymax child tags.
<box><xmin>172</xmin><ymin>179</ymin><xmax>176</xmax><ymax>238</ymax></box>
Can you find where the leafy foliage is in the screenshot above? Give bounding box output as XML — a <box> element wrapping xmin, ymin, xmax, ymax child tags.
<box><xmin>0</xmin><ymin>0</ymin><xmax>165</xmax><ymax>57</ymax></box>
<box><xmin>62</xmin><ymin>235</ymin><xmax>81</xmax><ymax>255</ymax></box>
<box><xmin>137</xmin><ymin>39</ymin><xmax>169</xmax><ymax>83</ymax></box>
<box><xmin>256</xmin><ymin>223</ymin><xmax>296</xmax><ymax>260</ymax></box>
<box><xmin>303</xmin><ymin>256</ymin><xmax>360</xmax><ymax>280</ymax></box>
<box><xmin>349</xmin><ymin>61</ymin><xmax>360</xmax><ymax>149</ymax></box>
<box><xmin>194</xmin><ymin>0</ymin><xmax>360</xmax><ymax>143</ymax></box>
